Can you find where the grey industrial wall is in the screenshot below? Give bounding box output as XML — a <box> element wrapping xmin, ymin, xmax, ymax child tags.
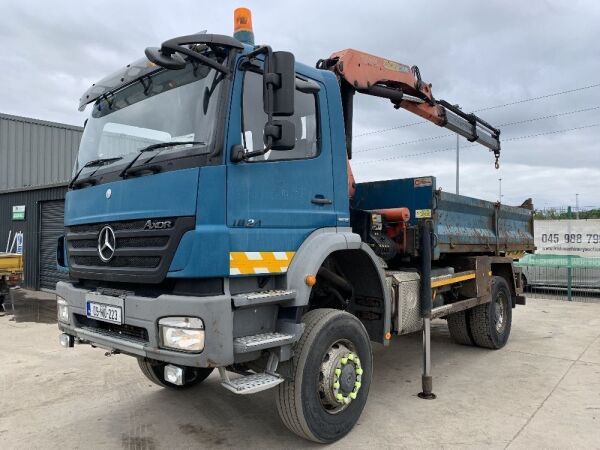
<box><xmin>0</xmin><ymin>185</ymin><xmax>68</xmax><ymax>289</ymax></box>
<box><xmin>0</xmin><ymin>113</ymin><xmax>82</xmax><ymax>191</ymax></box>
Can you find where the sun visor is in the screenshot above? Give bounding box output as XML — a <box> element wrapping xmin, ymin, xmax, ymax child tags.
<box><xmin>78</xmin><ymin>58</ymin><xmax>163</xmax><ymax>111</ymax></box>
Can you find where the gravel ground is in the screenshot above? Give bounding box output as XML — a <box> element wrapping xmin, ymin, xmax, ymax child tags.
<box><xmin>1</xmin><ymin>290</ymin><xmax>599</xmax><ymax>449</ymax></box>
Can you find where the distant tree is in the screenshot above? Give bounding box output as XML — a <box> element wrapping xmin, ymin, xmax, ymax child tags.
<box><xmin>534</xmin><ymin>208</ymin><xmax>600</xmax><ymax>220</ymax></box>
<box><xmin>581</xmin><ymin>209</ymin><xmax>600</xmax><ymax>219</ymax></box>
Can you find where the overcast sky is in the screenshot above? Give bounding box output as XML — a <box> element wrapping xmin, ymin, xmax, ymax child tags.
<box><xmin>1</xmin><ymin>0</ymin><xmax>599</xmax><ymax>208</ymax></box>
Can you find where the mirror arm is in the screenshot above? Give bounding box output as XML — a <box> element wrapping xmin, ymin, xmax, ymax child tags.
<box><xmin>242</xmin><ymin>146</ymin><xmax>272</xmax><ymax>160</ymax></box>
<box><xmin>240</xmin><ymin>45</ymin><xmax>277</xmax><ymax>117</ymax></box>
<box><xmin>231</xmin><ymin>139</ymin><xmax>273</xmax><ymax>163</ymax></box>
<box><xmin>161</xmin><ymin>43</ymin><xmax>230</xmax><ymax>74</ymax></box>
<box><xmin>233</xmin><ymin>47</ymin><xmax>276</xmax><ymax>163</ymax></box>
<box><xmin>243</xmin><ymin>45</ymin><xmax>273</xmax><ymax>61</ymax></box>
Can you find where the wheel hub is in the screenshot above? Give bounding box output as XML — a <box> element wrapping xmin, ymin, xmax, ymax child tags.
<box><xmin>339</xmin><ymin>364</ymin><xmax>357</xmax><ymax>395</ymax></box>
<box><xmin>319</xmin><ymin>341</ymin><xmax>363</xmax><ymax>413</ymax></box>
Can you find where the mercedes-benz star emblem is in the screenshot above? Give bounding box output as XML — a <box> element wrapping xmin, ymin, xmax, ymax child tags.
<box><xmin>97</xmin><ymin>226</ymin><xmax>116</xmax><ymax>263</ymax></box>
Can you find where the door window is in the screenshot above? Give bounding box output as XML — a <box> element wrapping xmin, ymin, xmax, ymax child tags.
<box><xmin>242</xmin><ymin>71</ymin><xmax>319</xmax><ymax>161</ymax></box>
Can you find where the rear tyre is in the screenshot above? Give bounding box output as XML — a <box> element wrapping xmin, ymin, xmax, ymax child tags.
<box><xmin>447</xmin><ymin>310</ymin><xmax>473</xmax><ymax>345</ymax></box>
<box><xmin>137</xmin><ymin>358</ymin><xmax>213</xmax><ymax>389</ymax></box>
<box><xmin>469</xmin><ymin>276</ymin><xmax>512</xmax><ymax>349</ymax></box>
<box><xmin>276</xmin><ymin>308</ymin><xmax>373</xmax><ymax>443</ymax></box>
<box><xmin>521</xmin><ymin>274</ymin><xmax>529</xmax><ymax>292</ymax></box>
<box><xmin>0</xmin><ymin>282</ymin><xmax>7</xmax><ymax>306</ymax></box>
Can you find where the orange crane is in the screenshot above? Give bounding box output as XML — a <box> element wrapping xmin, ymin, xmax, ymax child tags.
<box><xmin>317</xmin><ymin>49</ymin><xmax>501</xmax><ymax>174</ymax></box>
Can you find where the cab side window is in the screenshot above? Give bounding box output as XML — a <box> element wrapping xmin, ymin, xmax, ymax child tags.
<box><xmin>242</xmin><ymin>71</ymin><xmax>319</xmax><ymax>161</ymax></box>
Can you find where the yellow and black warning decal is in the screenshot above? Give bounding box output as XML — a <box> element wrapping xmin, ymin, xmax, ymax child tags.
<box><xmin>229</xmin><ymin>252</ymin><xmax>295</xmax><ymax>276</ymax></box>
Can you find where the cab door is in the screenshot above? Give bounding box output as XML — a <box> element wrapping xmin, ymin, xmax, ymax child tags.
<box><xmin>226</xmin><ymin>69</ymin><xmax>336</xmax><ymax>275</ymax></box>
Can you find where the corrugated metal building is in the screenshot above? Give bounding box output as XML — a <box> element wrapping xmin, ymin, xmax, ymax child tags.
<box><xmin>0</xmin><ymin>113</ymin><xmax>82</xmax><ymax>290</ymax></box>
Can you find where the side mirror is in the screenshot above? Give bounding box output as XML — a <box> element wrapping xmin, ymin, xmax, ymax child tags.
<box><xmin>264</xmin><ymin>51</ymin><xmax>295</xmax><ymax>116</ymax></box>
<box><xmin>264</xmin><ymin>120</ymin><xmax>295</xmax><ymax>150</ymax></box>
<box><xmin>231</xmin><ymin>47</ymin><xmax>297</xmax><ymax>163</ymax></box>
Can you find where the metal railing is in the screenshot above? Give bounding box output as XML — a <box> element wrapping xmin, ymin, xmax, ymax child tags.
<box><xmin>516</xmin><ymin>255</ymin><xmax>600</xmax><ymax>303</ymax></box>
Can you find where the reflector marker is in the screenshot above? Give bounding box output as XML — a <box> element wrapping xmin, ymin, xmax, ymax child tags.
<box><xmin>229</xmin><ymin>251</ymin><xmax>295</xmax><ymax>276</ymax></box>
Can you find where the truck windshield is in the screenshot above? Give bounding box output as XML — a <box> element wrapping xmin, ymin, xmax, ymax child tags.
<box><xmin>76</xmin><ymin>62</ymin><xmax>224</xmax><ymax>172</ymax></box>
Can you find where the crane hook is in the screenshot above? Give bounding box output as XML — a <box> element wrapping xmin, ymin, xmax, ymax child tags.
<box><xmin>492</xmin><ymin>149</ymin><xmax>500</xmax><ymax>169</ymax></box>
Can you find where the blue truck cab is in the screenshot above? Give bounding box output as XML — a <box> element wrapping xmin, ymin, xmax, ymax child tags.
<box><xmin>56</xmin><ymin>29</ymin><xmax>533</xmax><ymax>443</ymax></box>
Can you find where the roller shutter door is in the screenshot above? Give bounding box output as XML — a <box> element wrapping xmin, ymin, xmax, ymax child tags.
<box><xmin>39</xmin><ymin>200</ymin><xmax>68</xmax><ymax>290</ymax></box>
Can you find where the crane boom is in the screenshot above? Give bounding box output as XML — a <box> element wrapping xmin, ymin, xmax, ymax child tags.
<box><xmin>317</xmin><ymin>49</ymin><xmax>501</xmax><ymax>168</ymax></box>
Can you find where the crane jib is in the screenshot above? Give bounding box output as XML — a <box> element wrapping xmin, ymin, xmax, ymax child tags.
<box><xmin>437</xmin><ymin>99</ymin><xmax>501</xmax><ymax>152</ymax></box>
<box><xmin>443</xmin><ymin>109</ymin><xmax>501</xmax><ymax>151</ymax></box>
<box><xmin>320</xmin><ymin>48</ymin><xmax>502</xmax><ymax>167</ymax></box>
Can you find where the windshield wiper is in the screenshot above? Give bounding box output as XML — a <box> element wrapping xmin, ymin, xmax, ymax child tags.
<box><xmin>119</xmin><ymin>141</ymin><xmax>206</xmax><ymax>178</ymax></box>
<box><xmin>69</xmin><ymin>157</ymin><xmax>123</xmax><ymax>189</ymax></box>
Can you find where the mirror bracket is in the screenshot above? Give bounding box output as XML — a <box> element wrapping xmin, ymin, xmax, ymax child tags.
<box><xmin>231</xmin><ymin>119</ymin><xmax>295</xmax><ymax>163</ymax></box>
<box><xmin>230</xmin><ymin>143</ymin><xmax>272</xmax><ymax>163</ymax></box>
<box><xmin>264</xmin><ymin>73</ymin><xmax>281</xmax><ymax>89</ymax></box>
<box><xmin>145</xmin><ymin>33</ymin><xmax>242</xmax><ymax>74</ymax></box>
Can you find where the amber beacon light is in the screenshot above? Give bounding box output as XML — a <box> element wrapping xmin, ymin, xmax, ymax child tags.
<box><xmin>234</xmin><ymin>7</ymin><xmax>254</xmax><ymax>45</ymax></box>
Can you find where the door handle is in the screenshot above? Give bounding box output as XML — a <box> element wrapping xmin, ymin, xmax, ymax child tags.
<box><xmin>312</xmin><ymin>195</ymin><xmax>333</xmax><ymax>205</ymax></box>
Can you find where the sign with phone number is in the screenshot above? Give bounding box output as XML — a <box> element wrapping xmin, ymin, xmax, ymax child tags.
<box><xmin>535</xmin><ymin>219</ymin><xmax>600</xmax><ymax>257</ymax></box>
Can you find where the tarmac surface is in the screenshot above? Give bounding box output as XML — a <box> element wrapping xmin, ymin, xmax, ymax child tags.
<box><xmin>1</xmin><ymin>289</ymin><xmax>599</xmax><ymax>449</ymax></box>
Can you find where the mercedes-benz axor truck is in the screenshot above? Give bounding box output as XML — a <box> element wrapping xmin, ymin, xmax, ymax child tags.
<box><xmin>57</xmin><ymin>9</ymin><xmax>533</xmax><ymax>443</ymax></box>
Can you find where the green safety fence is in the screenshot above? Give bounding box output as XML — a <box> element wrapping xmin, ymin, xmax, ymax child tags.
<box><xmin>515</xmin><ymin>254</ymin><xmax>600</xmax><ymax>268</ymax></box>
<box><xmin>515</xmin><ymin>254</ymin><xmax>600</xmax><ymax>303</ymax></box>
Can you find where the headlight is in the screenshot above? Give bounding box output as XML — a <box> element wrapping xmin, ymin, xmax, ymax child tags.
<box><xmin>56</xmin><ymin>296</ymin><xmax>69</xmax><ymax>324</ymax></box>
<box><xmin>159</xmin><ymin>317</ymin><xmax>204</xmax><ymax>352</ymax></box>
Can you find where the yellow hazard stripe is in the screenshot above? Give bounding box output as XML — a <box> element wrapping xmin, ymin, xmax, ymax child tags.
<box><xmin>229</xmin><ymin>252</ymin><xmax>295</xmax><ymax>276</ymax></box>
<box><xmin>431</xmin><ymin>271</ymin><xmax>476</xmax><ymax>288</ymax></box>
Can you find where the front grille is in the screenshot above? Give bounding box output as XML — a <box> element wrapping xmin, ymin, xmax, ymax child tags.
<box><xmin>70</xmin><ymin>236</ymin><xmax>169</xmax><ymax>249</ymax></box>
<box><xmin>66</xmin><ymin>216</ymin><xmax>195</xmax><ymax>284</ymax></box>
<box><xmin>74</xmin><ymin>314</ymin><xmax>149</xmax><ymax>343</ymax></box>
<box><xmin>71</xmin><ymin>219</ymin><xmax>170</xmax><ymax>234</ymax></box>
<box><xmin>71</xmin><ymin>239</ymin><xmax>96</xmax><ymax>249</ymax></box>
<box><xmin>72</xmin><ymin>255</ymin><xmax>161</xmax><ymax>268</ymax></box>
<box><xmin>117</xmin><ymin>236</ymin><xmax>169</xmax><ymax>248</ymax></box>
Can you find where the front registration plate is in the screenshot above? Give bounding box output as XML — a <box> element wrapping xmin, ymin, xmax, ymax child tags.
<box><xmin>86</xmin><ymin>301</ymin><xmax>123</xmax><ymax>325</ymax></box>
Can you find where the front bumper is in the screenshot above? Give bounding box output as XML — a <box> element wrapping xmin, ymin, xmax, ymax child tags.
<box><xmin>56</xmin><ymin>281</ymin><xmax>234</xmax><ymax>368</ymax></box>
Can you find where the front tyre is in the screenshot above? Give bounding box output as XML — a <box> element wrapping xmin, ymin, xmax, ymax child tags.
<box><xmin>276</xmin><ymin>309</ymin><xmax>373</xmax><ymax>443</ymax></box>
<box><xmin>137</xmin><ymin>358</ymin><xmax>214</xmax><ymax>389</ymax></box>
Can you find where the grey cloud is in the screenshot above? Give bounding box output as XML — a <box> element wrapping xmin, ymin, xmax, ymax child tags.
<box><xmin>0</xmin><ymin>0</ymin><xmax>598</xmax><ymax>207</ymax></box>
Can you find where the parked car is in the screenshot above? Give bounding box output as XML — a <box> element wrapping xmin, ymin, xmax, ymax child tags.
<box><xmin>516</xmin><ymin>254</ymin><xmax>600</xmax><ymax>290</ymax></box>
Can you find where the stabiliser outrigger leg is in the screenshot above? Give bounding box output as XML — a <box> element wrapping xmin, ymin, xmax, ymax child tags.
<box><xmin>418</xmin><ymin>220</ymin><xmax>436</xmax><ymax>400</ymax></box>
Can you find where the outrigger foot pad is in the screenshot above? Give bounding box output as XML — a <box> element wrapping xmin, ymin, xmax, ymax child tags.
<box><xmin>418</xmin><ymin>375</ymin><xmax>436</xmax><ymax>400</ymax></box>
